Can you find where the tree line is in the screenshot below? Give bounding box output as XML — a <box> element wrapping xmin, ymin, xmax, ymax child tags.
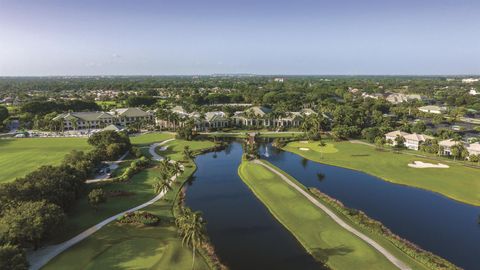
<box><xmin>0</xmin><ymin>131</ymin><xmax>131</xmax><ymax>269</ymax></box>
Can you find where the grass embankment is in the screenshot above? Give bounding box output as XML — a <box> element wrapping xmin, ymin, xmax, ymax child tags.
<box><xmin>238</xmin><ymin>160</ymin><xmax>431</xmax><ymax>270</ymax></box>
<box><xmin>0</xmin><ymin>137</ymin><xmax>91</xmax><ymax>183</ymax></box>
<box><xmin>284</xmin><ymin>141</ymin><xmax>480</xmax><ymax>206</ymax></box>
<box><xmin>44</xmin><ymin>138</ymin><xmax>218</xmax><ymax>270</ymax></box>
<box><xmin>129</xmin><ymin>132</ymin><xmax>175</xmax><ymax>146</ymax></box>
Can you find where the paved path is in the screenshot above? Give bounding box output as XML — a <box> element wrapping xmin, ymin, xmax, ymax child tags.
<box><xmin>85</xmin><ymin>151</ymin><xmax>129</xmax><ymax>184</ymax></box>
<box><xmin>252</xmin><ymin>159</ymin><xmax>411</xmax><ymax>270</ymax></box>
<box><xmin>28</xmin><ymin>140</ymin><xmax>180</xmax><ymax>270</ymax></box>
<box><xmin>149</xmin><ymin>138</ymin><xmax>175</xmax><ymax>161</ymax></box>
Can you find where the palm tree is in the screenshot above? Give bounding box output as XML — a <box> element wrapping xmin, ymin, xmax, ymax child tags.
<box><xmin>183</xmin><ymin>145</ymin><xmax>193</xmax><ymax>160</ymax></box>
<box><xmin>153</xmin><ymin>177</ymin><xmax>171</xmax><ymax>195</ymax></box>
<box><xmin>177</xmin><ymin>210</ymin><xmax>206</xmax><ymax>270</ymax></box>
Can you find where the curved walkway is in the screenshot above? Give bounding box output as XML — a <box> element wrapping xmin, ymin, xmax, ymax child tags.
<box><xmin>149</xmin><ymin>138</ymin><xmax>175</xmax><ymax>161</ymax></box>
<box><xmin>253</xmin><ymin>159</ymin><xmax>411</xmax><ymax>270</ymax></box>
<box><xmin>28</xmin><ymin>140</ymin><xmax>179</xmax><ymax>270</ymax></box>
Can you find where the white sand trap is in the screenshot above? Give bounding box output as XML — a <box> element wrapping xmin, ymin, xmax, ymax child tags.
<box><xmin>299</xmin><ymin>141</ymin><xmax>309</xmax><ymax>144</ymax></box>
<box><xmin>299</xmin><ymin>147</ymin><xmax>310</xmax><ymax>151</ymax></box>
<box><xmin>408</xmin><ymin>161</ymin><xmax>449</xmax><ymax>168</ymax></box>
<box><xmin>158</xmin><ymin>146</ymin><xmax>168</xmax><ymax>151</ymax></box>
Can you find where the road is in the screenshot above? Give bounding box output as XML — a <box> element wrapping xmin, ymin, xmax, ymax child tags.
<box><xmin>253</xmin><ymin>159</ymin><xmax>411</xmax><ymax>270</ymax></box>
<box><xmin>27</xmin><ymin>140</ymin><xmax>179</xmax><ymax>270</ymax></box>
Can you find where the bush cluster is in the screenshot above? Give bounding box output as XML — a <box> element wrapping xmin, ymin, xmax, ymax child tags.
<box><xmin>117</xmin><ymin>211</ymin><xmax>160</xmax><ymax>226</ymax></box>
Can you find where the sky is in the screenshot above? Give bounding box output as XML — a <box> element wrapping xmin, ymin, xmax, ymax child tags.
<box><xmin>0</xmin><ymin>0</ymin><xmax>479</xmax><ymax>76</ymax></box>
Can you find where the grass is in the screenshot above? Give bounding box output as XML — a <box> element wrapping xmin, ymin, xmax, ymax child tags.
<box><xmin>238</xmin><ymin>160</ymin><xmax>430</xmax><ymax>270</ymax></box>
<box><xmin>158</xmin><ymin>139</ymin><xmax>216</xmax><ymax>160</ymax></box>
<box><xmin>44</xmin><ymin>138</ymin><xmax>216</xmax><ymax>270</ymax></box>
<box><xmin>129</xmin><ymin>132</ymin><xmax>175</xmax><ymax>146</ymax></box>
<box><xmin>0</xmin><ymin>137</ymin><xmax>91</xmax><ymax>183</ymax></box>
<box><xmin>284</xmin><ymin>141</ymin><xmax>480</xmax><ymax>206</ymax></box>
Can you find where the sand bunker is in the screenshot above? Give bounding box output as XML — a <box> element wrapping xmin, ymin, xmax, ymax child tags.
<box><xmin>299</xmin><ymin>147</ymin><xmax>310</xmax><ymax>151</ymax></box>
<box><xmin>408</xmin><ymin>161</ymin><xmax>449</xmax><ymax>168</ymax></box>
<box><xmin>158</xmin><ymin>146</ymin><xmax>168</xmax><ymax>151</ymax></box>
<box><xmin>299</xmin><ymin>141</ymin><xmax>309</xmax><ymax>144</ymax></box>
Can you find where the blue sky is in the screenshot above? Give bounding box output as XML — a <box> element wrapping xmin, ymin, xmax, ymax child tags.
<box><xmin>0</xmin><ymin>0</ymin><xmax>479</xmax><ymax>75</ymax></box>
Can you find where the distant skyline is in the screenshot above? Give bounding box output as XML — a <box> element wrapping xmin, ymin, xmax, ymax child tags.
<box><xmin>1</xmin><ymin>0</ymin><xmax>480</xmax><ymax>76</ymax></box>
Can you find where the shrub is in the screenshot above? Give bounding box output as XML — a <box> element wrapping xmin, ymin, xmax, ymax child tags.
<box><xmin>0</xmin><ymin>244</ymin><xmax>28</xmax><ymax>270</ymax></box>
<box><xmin>117</xmin><ymin>211</ymin><xmax>160</xmax><ymax>226</ymax></box>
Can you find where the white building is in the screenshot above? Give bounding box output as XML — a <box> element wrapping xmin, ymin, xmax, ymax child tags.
<box><xmin>403</xmin><ymin>133</ymin><xmax>434</xmax><ymax>150</ymax></box>
<box><xmin>469</xmin><ymin>89</ymin><xmax>478</xmax><ymax>96</ymax></box>
<box><xmin>462</xmin><ymin>78</ymin><xmax>479</xmax><ymax>84</ymax></box>
<box><xmin>385</xmin><ymin>130</ymin><xmax>409</xmax><ymax>145</ymax></box>
<box><xmin>418</xmin><ymin>105</ymin><xmax>447</xmax><ymax>114</ymax></box>
<box><xmin>386</xmin><ymin>93</ymin><xmax>422</xmax><ymax>104</ymax></box>
<box><xmin>466</xmin><ymin>142</ymin><xmax>480</xmax><ymax>156</ymax></box>
<box><xmin>439</xmin><ymin>139</ymin><xmax>460</xmax><ymax>155</ymax></box>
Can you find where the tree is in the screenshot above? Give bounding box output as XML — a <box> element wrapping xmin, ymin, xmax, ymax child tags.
<box><xmin>394</xmin><ymin>135</ymin><xmax>406</xmax><ymax>149</ymax></box>
<box><xmin>0</xmin><ymin>244</ymin><xmax>28</xmax><ymax>270</ymax></box>
<box><xmin>0</xmin><ymin>201</ymin><xmax>65</xmax><ymax>249</ymax></box>
<box><xmin>450</xmin><ymin>143</ymin><xmax>467</xmax><ymax>161</ymax></box>
<box><xmin>176</xmin><ymin>209</ymin><xmax>206</xmax><ymax>270</ymax></box>
<box><xmin>88</xmin><ymin>189</ymin><xmax>107</xmax><ymax>211</ymax></box>
<box><xmin>411</xmin><ymin>121</ymin><xmax>427</xmax><ymax>133</ymax></box>
<box><xmin>153</xmin><ymin>177</ymin><xmax>172</xmax><ymax>196</ymax></box>
<box><xmin>183</xmin><ymin>146</ymin><xmax>193</xmax><ymax>160</ymax></box>
<box><xmin>0</xmin><ymin>106</ymin><xmax>8</xmax><ymax>123</ymax></box>
<box><xmin>374</xmin><ymin>136</ymin><xmax>385</xmax><ymax>150</ymax></box>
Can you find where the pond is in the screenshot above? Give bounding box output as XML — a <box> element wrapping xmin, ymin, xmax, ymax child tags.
<box><xmin>185</xmin><ymin>142</ymin><xmax>322</xmax><ymax>270</ymax></box>
<box><xmin>262</xmin><ymin>143</ymin><xmax>480</xmax><ymax>270</ymax></box>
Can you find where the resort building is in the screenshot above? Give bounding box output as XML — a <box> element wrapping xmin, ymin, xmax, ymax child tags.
<box><xmin>386</xmin><ymin>93</ymin><xmax>422</xmax><ymax>104</ymax></box>
<box><xmin>110</xmin><ymin>108</ymin><xmax>154</xmax><ymax>125</ymax></box>
<box><xmin>385</xmin><ymin>130</ymin><xmax>409</xmax><ymax>145</ymax></box>
<box><xmin>439</xmin><ymin>139</ymin><xmax>460</xmax><ymax>155</ymax></box>
<box><xmin>418</xmin><ymin>105</ymin><xmax>447</xmax><ymax>114</ymax></box>
<box><xmin>53</xmin><ymin>108</ymin><xmax>153</xmax><ymax>130</ymax></box>
<box><xmin>385</xmin><ymin>130</ymin><xmax>432</xmax><ymax>150</ymax></box>
<box><xmin>466</xmin><ymin>142</ymin><xmax>480</xmax><ymax>156</ymax></box>
<box><xmin>403</xmin><ymin>133</ymin><xmax>434</xmax><ymax>150</ymax></box>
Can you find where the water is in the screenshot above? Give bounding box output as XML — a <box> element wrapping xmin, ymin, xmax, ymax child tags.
<box><xmin>262</xmin><ymin>144</ymin><xmax>480</xmax><ymax>270</ymax></box>
<box><xmin>185</xmin><ymin>142</ymin><xmax>322</xmax><ymax>270</ymax></box>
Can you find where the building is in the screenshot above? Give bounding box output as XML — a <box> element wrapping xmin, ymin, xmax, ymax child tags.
<box><xmin>403</xmin><ymin>133</ymin><xmax>434</xmax><ymax>150</ymax></box>
<box><xmin>53</xmin><ymin>108</ymin><xmax>153</xmax><ymax>130</ymax></box>
<box><xmin>462</xmin><ymin>78</ymin><xmax>479</xmax><ymax>84</ymax></box>
<box><xmin>385</xmin><ymin>130</ymin><xmax>432</xmax><ymax>150</ymax></box>
<box><xmin>110</xmin><ymin>107</ymin><xmax>154</xmax><ymax>125</ymax></box>
<box><xmin>53</xmin><ymin>111</ymin><xmax>116</xmax><ymax>130</ymax></box>
<box><xmin>469</xmin><ymin>89</ymin><xmax>478</xmax><ymax>96</ymax></box>
<box><xmin>385</xmin><ymin>130</ymin><xmax>409</xmax><ymax>145</ymax></box>
<box><xmin>439</xmin><ymin>139</ymin><xmax>460</xmax><ymax>155</ymax></box>
<box><xmin>466</xmin><ymin>142</ymin><xmax>480</xmax><ymax>156</ymax></box>
<box><xmin>386</xmin><ymin>93</ymin><xmax>422</xmax><ymax>104</ymax></box>
<box><xmin>418</xmin><ymin>105</ymin><xmax>447</xmax><ymax>114</ymax></box>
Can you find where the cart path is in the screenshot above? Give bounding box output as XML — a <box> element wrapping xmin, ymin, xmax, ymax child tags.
<box><xmin>252</xmin><ymin>159</ymin><xmax>411</xmax><ymax>270</ymax></box>
<box><xmin>28</xmin><ymin>140</ymin><xmax>179</xmax><ymax>270</ymax></box>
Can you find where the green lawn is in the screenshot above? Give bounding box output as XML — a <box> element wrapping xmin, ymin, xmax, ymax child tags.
<box><xmin>157</xmin><ymin>139</ymin><xmax>216</xmax><ymax>160</ymax></box>
<box><xmin>238</xmin><ymin>161</ymin><xmax>429</xmax><ymax>270</ymax></box>
<box><xmin>129</xmin><ymin>132</ymin><xmax>175</xmax><ymax>146</ymax></box>
<box><xmin>44</xmin><ymin>138</ymin><xmax>215</xmax><ymax>270</ymax></box>
<box><xmin>0</xmin><ymin>138</ymin><xmax>91</xmax><ymax>183</ymax></box>
<box><xmin>284</xmin><ymin>141</ymin><xmax>480</xmax><ymax>206</ymax></box>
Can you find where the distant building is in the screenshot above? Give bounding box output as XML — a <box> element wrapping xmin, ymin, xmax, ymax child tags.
<box><xmin>462</xmin><ymin>78</ymin><xmax>479</xmax><ymax>84</ymax></box>
<box><xmin>53</xmin><ymin>108</ymin><xmax>153</xmax><ymax>130</ymax></box>
<box><xmin>385</xmin><ymin>130</ymin><xmax>409</xmax><ymax>145</ymax></box>
<box><xmin>467</xmin><ymin>142</ymin><xmax>480</xmax><ymax>156</ymax></box>
<box><xmin>403</xmin><ymin>133</ymin><xmax>434</xmax><ymax>150</ymax></box>
<box><xmin>438</xmin><ymin>139</ymin><xmax>460</xmax><ymax>155</ymax></box>
<box><xmin>386</xmin><ymin>93</ymin><xmax>422</xmax><ymax>104</ymax></box>
<box><xmin>418</xmin><ymin>105</ymin><xmax>447</xmax><ymax>114</ymax></box>
<box><xmin>469</xmin><ymin>89</ymin><xmax>478</xmax><ymax>95</ymax></box>
<box><xmin>273</xmin><ymin>78</ymin><xmax>284</xmax><ymax>83</ymax></box>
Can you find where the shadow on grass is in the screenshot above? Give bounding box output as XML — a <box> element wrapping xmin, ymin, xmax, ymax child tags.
<box><xmin>311</xmin><ymin>245</ymin><xmax>354</xmax><ymax>265</ymax></box>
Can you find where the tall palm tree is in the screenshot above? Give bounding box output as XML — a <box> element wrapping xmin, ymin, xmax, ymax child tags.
<box><xmin>178</xmin><ymin>210</ymin><xmax>206</xmax><ymax>270</ymax></box>
<box><xmin>153</xmin><ymin>177</ymin><xmax>171</xmax><ymax>195</ymax></box>
<box><xmin>183</xmin><ymin>145</ymin><xmax>193</xmax><ymax>160</ymax></box>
